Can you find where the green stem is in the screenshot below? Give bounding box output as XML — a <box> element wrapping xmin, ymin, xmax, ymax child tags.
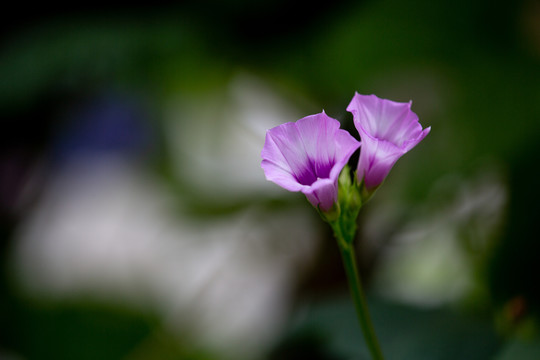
<box><xmin>326</xmin><ymin>165</ymin><xmax>383</xmax><ymax>359</ymax></box>
<box><xmin>335</xmin><ymin>232</ymin><xmax>384</xmax><ymax>360</ymax></box>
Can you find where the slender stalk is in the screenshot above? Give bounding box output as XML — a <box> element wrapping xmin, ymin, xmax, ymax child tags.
<box><xmin>334</xmin><ymin>229</ymin><xmax>384</xmax><ymax>360</ymax></box>
<box><xmin>324</xmin><ymin>166</ymin><xmax>384</xmax><ymax>359</ymax></box>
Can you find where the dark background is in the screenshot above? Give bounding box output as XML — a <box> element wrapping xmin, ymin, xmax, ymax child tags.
<box><xmin>1</xmin><ymin>0</ymin><xmax>540</xmax><ymax>359</ymax></box>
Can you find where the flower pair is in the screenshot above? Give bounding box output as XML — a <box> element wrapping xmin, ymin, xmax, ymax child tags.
<box><xmin>261</xmin><ymin>93</ymin><xmax>430</xmax><ymax>212</ymax></box>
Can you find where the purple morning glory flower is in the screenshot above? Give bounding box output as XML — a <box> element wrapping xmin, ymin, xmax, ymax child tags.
<box><xmin>261</xmin><ymin>112</ymin><xmax>360</xmax><ymax>212</ymax></box>
<box><xmin>347</xmin><ymin>93</ymin><xmax>430</xmax><ymax>191</ymax></box>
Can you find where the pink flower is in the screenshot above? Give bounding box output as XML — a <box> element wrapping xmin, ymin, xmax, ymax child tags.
<box><xmin>261</xmin><ymin>112</ymin><xmax>360</xmax><ymax>212</ymax></box>
<box><xmin>347</xmin><ymin>93</ymin><xmax>430</xmax><ymax>191</ymax></box>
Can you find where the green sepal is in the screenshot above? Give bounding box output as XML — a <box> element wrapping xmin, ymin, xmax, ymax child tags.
<box><xmin>355</xmin><ymin>173</ymin><xmax>381</xmax><ymax>204</ymax></box>
<box><xmin>322</xmin><ymin>165</ymin><xmax>363</xmax><ymax>246</ymax></box>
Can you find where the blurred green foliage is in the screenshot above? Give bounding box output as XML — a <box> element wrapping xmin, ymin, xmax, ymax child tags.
<box><xmin>271</xmin><ymin>297</ymin><xmax>501</xmax><ymax>360</ymax></box>
<box><xmin>1</xmin><ymin>0</ymin><xmax>540</xmax><ymax>358</ymax></box>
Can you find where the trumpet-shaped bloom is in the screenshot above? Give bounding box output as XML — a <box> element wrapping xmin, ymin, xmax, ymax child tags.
<box><xmin>261</xmin><ymin>112</ymin><xmax>360</xmax><ymax>212</ymax></box>
<box><xmin>347</xmin><ymin>93</ymin><xmax>430</xmax><ymax>190</ymax></box>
